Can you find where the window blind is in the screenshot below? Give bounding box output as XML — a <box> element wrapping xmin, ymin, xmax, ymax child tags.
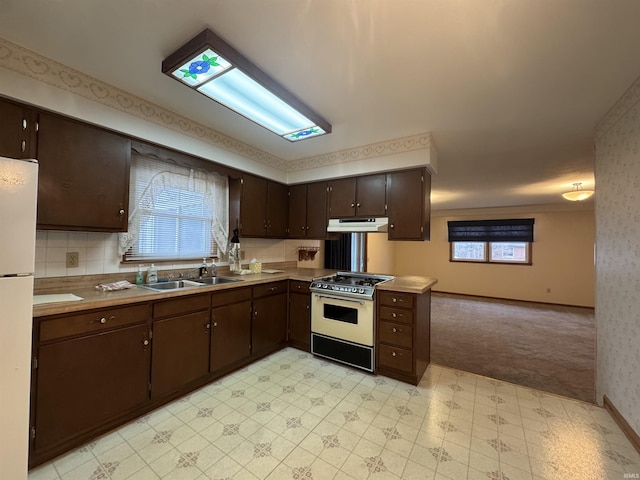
<box><xmin>447</xmin><ymin>218</ymin><xmax>535</xmax><ymax>243</ymax></box>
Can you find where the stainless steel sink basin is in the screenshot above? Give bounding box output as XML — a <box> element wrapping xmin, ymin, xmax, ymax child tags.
<box><xmin>140</xmin><ymin>280</ymin><xmax>203</xmax><ymax>292</ymax></box>
<box><xmin>194</xmin><ymin>276</ymin><xmax>243</xmax><ymax>285</ymax></box>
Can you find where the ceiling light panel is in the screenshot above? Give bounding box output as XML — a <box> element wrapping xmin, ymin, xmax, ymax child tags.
<box><xmin>162</xmin><ymin>29</ymin><xmax>331</xmax><ymax>142</ymax></box>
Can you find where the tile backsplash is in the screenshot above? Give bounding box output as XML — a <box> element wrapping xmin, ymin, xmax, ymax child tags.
<box><xmin>35</xmin><ymin>231</ymin><xmax>322</xmax><ymax>278</ymax></box>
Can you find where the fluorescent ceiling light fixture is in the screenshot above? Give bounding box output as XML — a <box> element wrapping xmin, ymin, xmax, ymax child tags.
<box><xmin>162</xmin><ymin>29</ymin><xmax>331</xmax><ymax>142</ymax></box>
<box><xmin>562</xmin><ymin>182</ymin><xmax>594</xmax><ymax>201</ymax></box>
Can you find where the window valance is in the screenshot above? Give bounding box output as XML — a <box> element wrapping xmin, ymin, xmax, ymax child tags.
<box><xmin>447</xmin><ymin>218</ymin><xmax>535</xmax><ymax>243</ymax></box>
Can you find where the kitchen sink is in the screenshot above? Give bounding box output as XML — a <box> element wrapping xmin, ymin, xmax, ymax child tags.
<box><xmin>140</xmin><ymin>280</ymin><xmax>203</xmax><ymax>292</ymax></box>
<box><xmin>193</xmin><ymin>276</ymin><xmax>243</xmax><ymax>285</ymax></box>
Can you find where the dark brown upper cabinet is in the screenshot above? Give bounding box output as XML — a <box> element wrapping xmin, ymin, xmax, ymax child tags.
<box><xmin>36</xmin><ymin>113</ymin><xmax>131</xmax><ymax>232</ymax></box>
<box><xmin>386</xmin><ymin>168</ymin><xmax>431</xmax><ymax>240</ymax></box>
<box><xmin>239</xmin><ymin>173</ymin><xmax>288</xmax><ymax>238</ymax></box>
<box><xmin>0</xmin><ymin>98</ymin><xmax>38</xmax><ymax>159</ymax></box>
<box><xmin>288</xmin><ymin>181</ymin><xmax>328</xmax><ymax>239</ymax></box>
<box><xmin>328</xmin><ymin>174</ymin><xmax>386</xmax><ymax>218</ymax></box>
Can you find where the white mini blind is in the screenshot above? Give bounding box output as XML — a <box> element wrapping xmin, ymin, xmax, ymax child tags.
<box><xmin>119</xmin><ymin>154</ymin><xmax>229</xmax><ymax>261</ymax></box>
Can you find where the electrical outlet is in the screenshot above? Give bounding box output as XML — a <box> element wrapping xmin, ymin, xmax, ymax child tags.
<box><xmin>66</xmin><ymin>252</ymin><xmax>79</xmax><ymax>268</ymax></box>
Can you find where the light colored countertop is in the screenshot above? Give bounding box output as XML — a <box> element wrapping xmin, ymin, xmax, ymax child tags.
<box><xmin>377</xmin><ymin>276</ymin><xmax>438</xmax><ymax>294</ymax></box>
<box><xmin>32</xmin><ymin>269</ymin><xmax>437</xmax><ymax>317</ymax></box>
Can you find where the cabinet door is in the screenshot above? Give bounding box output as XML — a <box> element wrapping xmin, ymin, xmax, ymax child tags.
<box><xmin>252</xmin><ymin>293</ymin><xmax>287</xmax><ymax>357</ymax></box>
<box><xmin>267</xmin><ymin>181</ymin><xmax>289</xmax><ymax>237</ymax></box>
<box><xmin>0</xmin><ymin>99</ymin><xmax>37</xmax><ymax>159</ymax></box>
<box><xmin>288</xmin><ymin>184</ymin><xmax>307</xmax><ymax>239</ymax></box>
<box><xmin>34</xmin><ymin>325</ymin><xmax>150</xmax><ymax>452</ymax></box>
<box><xmin>289</xmin><ymin>292</ymin><xmax>311</xmax><ymax>351</ymax></box>
<box><xmin>36</xmin><ymin>113</ymin><xmax>131</xmax><ymax>231</ymax></box>
<box><xmin>306</xmin><ymin>181</ymin><xmax>328</xmax><ymax>238</ymax></box>
<box><xmin>328</xmin><ymin>177</ymin><xmax>356</xmax><ymax>218</ymax></box>
<box><xmin>240</xmin><ymin>174</ymin><xmax>268</xmax><ymax>237</ymax></box>
<box><xmin>387</xmin><ymin>168</ymin><xmax>431</xmax><ymax>240</ymax></box>
<box><xmin>151</xmin><ymin>311</ymin><xmax>210</xmax><ymax>398</ymax></box>
<box><xmin>356</xmin><ymin>174</ymin><xmax>387</xmax><ymax>217</ymax></box>
<box><xmin>211</xmin><ymin>301</ymin><xmax>251</xmax><ymax>372</ymax></box>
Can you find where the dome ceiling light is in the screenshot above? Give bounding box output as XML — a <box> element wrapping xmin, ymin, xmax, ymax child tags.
<box><xmin>562</xmin><ymin>182</ymin><xmax>594</xmax><ymax>201</ymax></box>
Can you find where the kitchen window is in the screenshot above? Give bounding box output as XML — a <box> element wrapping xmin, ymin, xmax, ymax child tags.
<box><xmin>448</xmin><ymin>218</ymin><xmax>534</xmax><ymax>265</ymax></box>
<box><xmin>119</xmin><ymin>153</ymin><xmax>229</xmax><ymax>262</ymax></box>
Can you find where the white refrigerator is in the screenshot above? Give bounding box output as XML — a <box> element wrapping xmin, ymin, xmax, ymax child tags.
<box><xmin>0</xmin><ymin>156</ymin><xmax>38</xmax><ymax>479</ymax></box>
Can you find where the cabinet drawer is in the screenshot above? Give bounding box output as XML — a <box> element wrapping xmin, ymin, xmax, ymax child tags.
<box><xmin>40</xmin><ymin>304</ymin><xmax>150</xmax><ymax>342</ymax></box>
<box><xmin>378</xmin><ymin>321</ymin><xmax>413</xmax><ymax>349</ymax></box>
<box><xmin>378</xmin><ymin>291</ymin><xmax>415</xmax><ymax>308</ymax></box>
<box><xmin>212</xmin><ymin>286</ymin><xmax>251</xmax><ymax>307</ymax></box>
<box><xmin>252</xmin><ymin>281</ymin><xmax>287</xmax><ymax>298</ymax></box>
<box><xmin>289</xmin><ymin>280</ymin><xmax>310</xmax><ymax>293</ymax></box>
<box><xmin>379</xmin><ymin>306</ymin><xmax>414</xmax><ymax>325</ymax></box>
<box><xmin>378</xmin><ymin>344</ymin><xmax>413</xmax><ymax>373</ymax></box>
<box><xmin>153</xmin><ymin>293</ymin><xmax>210</xmax><ymax>318</ymax></box>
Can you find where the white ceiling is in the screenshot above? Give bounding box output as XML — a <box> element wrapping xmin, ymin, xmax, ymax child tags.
<box><xmin>2</xmin><ymin>0</ymin><xmax>640</xmax><ymax>210</ymax></box>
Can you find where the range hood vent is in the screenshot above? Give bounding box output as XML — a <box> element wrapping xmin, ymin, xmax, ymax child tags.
<box><xmin>327</xmin><ymin>217</ymin><xmax>389</xmax><ymax>233</ymax></box>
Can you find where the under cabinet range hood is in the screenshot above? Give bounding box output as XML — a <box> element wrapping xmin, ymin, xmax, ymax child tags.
<box><xmin>327</xmin><ymin>217</ymin><xmax>389</xmax><ymax>233</ymax></box>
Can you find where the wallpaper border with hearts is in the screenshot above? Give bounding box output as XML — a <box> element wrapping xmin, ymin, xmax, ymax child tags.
<box><xmin>0</xmin><ymin>37</ymin><xmax>432</xmax><ymax>174</ymax></box>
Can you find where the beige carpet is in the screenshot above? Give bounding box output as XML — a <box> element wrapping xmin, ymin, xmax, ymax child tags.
<box><xmin>430</xmin><ymin>292</ymin><xmax>596</xmax><ymax>403</ymax></box>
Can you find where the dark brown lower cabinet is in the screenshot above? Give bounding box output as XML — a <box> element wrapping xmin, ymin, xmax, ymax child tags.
<box><xmin>33</xmin><ymin>324</ymin><xmax>150</xmax><ymax>457</ymax></box>
<box><xmin>211</xmin><ymin>288</ymin><xmax>252</xmax><ymax>372</ymax></box>
<box><xmin>151</xmin><ymin>311</ymin><xmax>211</xmax><ymax>398</ymax></box>
<box><xmin>252</xmin><ymin>282</ymin><xmax>288</xmax><ymax>357</ymax></box>
<box><xmin>288</xmin><ymin>281</ymin><xmax>311</xmax><ymax>351</ymax></box>
<box><xmin>151</xmin><ymin>295</ymin><xmax>211</xmax><ymax>398</ymax></box>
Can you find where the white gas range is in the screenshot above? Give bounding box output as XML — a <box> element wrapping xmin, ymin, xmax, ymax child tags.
<box><xmin>309</xmin><ymin>271</ymin><xmax>394</xmax><ymax>372</ymax></box>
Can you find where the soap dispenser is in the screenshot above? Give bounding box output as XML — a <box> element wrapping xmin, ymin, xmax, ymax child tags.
<box><xmin>135</xmin><ymin>264</ymin><xmax>144</xmax><ymax>285</ymax></box>
<box><xmin>146</xmin><ymin>264</ymin><xmax>158</xmax><ymax>284</ymax></box>
<box><xmin>199</xmin><ymin>258</ymin><xmax>209</xmax><ymax>278</ymax></box>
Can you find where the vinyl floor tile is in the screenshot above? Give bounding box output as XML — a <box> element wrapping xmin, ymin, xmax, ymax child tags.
<box><xmin>28</xmin><ymin>348</ymin><xmax>640</xmax><ymax>480</ymax></box>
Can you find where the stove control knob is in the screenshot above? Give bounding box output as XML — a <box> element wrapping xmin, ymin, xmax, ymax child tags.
<box><xmin>352</xmin><ymin>287</ymin><xmax>357</xmax><ymax>293</ymax></box>
<box><xmin>359</xmin><ymin>288</ymin><xmax>365</xmax><ymax>294</ymax></box>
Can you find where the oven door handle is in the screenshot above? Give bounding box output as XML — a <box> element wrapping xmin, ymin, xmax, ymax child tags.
<box><xmin>315</xmin><ymin>294</ymin><xmax>366</xmax><ymax>306</ymax></box>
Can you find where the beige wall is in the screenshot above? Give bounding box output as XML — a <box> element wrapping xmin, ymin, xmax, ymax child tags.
<box><xmin>368</xmin><ymin>205</ymin><xmax>595</xmax><ymax>307</ymax></box>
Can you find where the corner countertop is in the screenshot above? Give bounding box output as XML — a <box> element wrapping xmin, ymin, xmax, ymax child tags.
<box><xmin>377</xmin><ymin>275</ymin><xmax>438</xmax><ymax>294</ymax></box>
<box><xmin>32</xmin><ymin>269</ymin><xmax>438</xmax><ymax>317</ymax></box>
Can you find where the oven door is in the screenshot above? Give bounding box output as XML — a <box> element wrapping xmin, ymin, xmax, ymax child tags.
<box><xmin>311</xmin><ymin>293</ymin><xmax>374</xmax><ymax>346</ymax></box>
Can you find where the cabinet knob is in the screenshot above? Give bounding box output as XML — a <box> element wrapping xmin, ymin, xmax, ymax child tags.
<box><xmin>350</xmin><ymin>203</ymin><xmax>355</xmax><ymax>208</ymax></box>
<box><xmin>213</xmin><ymin>321</ymin><xmax>218</xmax><ymax>327</ymax></box>
<box><xmin>21</xmin><ymin>140</ymin><xmax>26</xmax><ymax>153</ymax></box>
<box><xmin>119</xmin><ymin>209</ymin><xmax>125</xmax><ymax>216</ymax></box>
<box><xmin>392</xmin><ymin>312</ymin><xmax>397</xmax><ymax>318</ymax></box>
<box><xmin>142</xmin><ymin>339</ymin><xmax>149</xmax><ymax>346</ymax></box>
<box><xmin>301</xmin><ymin>226</ymin><xmax>305</xmax><ymax>230</ymax></box>
<box><xmin>390</xmin><ymin>224</ymin><xmax>395</xmax><ymax>229</ymax></box>
<box><xmin>392</xmin><ymin>327</ymin><xmax>398</xmax><ymax>333</ymax></box>
<box><xmin>22</xmin><ymin>119</ymin><xmax>28</xmax><ymax>130</ymax></box>
<box><xmin>357</xmin><ymin>203</ymin><xmax>361</xmax><ymax>207</ymax></box>
<box><xmin>206</xmin><ymin>323</ymin><xmax>211</xmax><ymax>330</ymax></box>
<box><xmin>99</xmin><ymin>317</ymin><xmax>107</xmax><ymax>324</ymax></box>
<box><xmin>391</xmin><ymin>351</ymin><xmax>397</xmax><ymax>357</ymax></box>
<box><xmin>306</xmin><ymin>226</ymin><xmax>310</xmax><ymax>230</ymax></box>
<box><xmin>392</xmin><ymin>298</ymin><xmax>397</xmax><ymax>303</ymax></box>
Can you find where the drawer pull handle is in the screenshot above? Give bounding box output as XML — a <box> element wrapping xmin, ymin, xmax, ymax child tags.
<box><xmin>392</xmin><ymin>327</ymin><xmax>398</xmax><ymax>333</ymax></box>
<box><xmin>391</xmin><ymin>351</ymin><xmax>397</xmax><ymax>357</ymax></box>
<box><xmin>213</xmin><ymin>322</ymin><xmax>218</xmax><ymax>327</ymax></box>
<box><xmin>392</xmin><ymin>313</ymin><xmax>397</xmax><ymax>318</ymax></box>
<box><xmin>99</xmin><ymin>317</ymin><xmax>107</xmax><ymax>324</ymax></box>
<box><xmin>392</xmin><ymin>298</ymin><xmax>397</xmax><ymax>303</ymax></box>
<box><xmin>143</xmin><ymin>339</ymin><xmax>149</xmax><ymax>346</ymax></box>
